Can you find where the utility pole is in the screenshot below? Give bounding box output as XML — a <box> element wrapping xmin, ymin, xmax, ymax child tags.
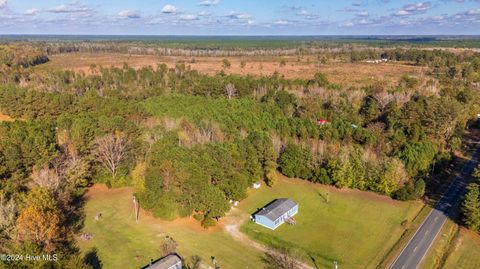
<box><xmin>133</xmin><ymin>196</ymin><xmax>139</xmax><ymax>223</ymax></box>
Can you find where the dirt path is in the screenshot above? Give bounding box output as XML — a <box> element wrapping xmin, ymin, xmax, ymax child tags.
<box><xmin>223</xmin><ymin>208</ymin><xmax>316</xmax><ymax>269</ymax></box>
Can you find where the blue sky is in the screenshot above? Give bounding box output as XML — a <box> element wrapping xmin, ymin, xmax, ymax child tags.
<box><xmin>0</xmin><ymin>0</ymin><xmax>479</xmax><ymax>35</ymax></box>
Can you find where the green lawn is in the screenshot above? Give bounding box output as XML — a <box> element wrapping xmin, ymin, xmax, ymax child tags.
<box><xmin>443</xmin><ymin>229</ymin><xmax>480</xmax><ymax>269</ymax></box>
<box><xmin>237</xmin><ymin>176</ymin><xmax>423</xmax><ymax>269</ymax></box>
<box><xmin>78</xmin><ymin>177</ymin><xmax>423</xmax><ymax>269</ymax></box>
<box><xmin>78</xmin><ymin>185</ymin><xmax>263</xmax><ymax>269</ymax></box>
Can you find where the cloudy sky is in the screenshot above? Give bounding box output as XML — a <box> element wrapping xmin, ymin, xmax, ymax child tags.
<box><xmin>0</xmin><ymin>0</ymin><xmax>479</xmax><ymax>35</ymax></box>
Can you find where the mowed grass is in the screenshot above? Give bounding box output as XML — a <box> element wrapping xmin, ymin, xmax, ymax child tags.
<box><xmin>79</xmin><ymin>178</ymin><xmax>423</xmax><ymax>269</ymax></box>
<box><xmin>238</xmin><ymin>176</ymin><xmax>423</xmax><ymax>269</ymax></box>
<box><xmin>78</xmin><ymin>185</ymin><xmax>263</xmax><ymax>269</ymax></box>
<box><xmin>443</xmin><ymin>228</ymin><xmax>480</xmax><ymax>269</ymax></box>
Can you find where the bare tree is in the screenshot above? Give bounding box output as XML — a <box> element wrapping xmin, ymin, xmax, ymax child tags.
<box><xmin>93</xmin><ymin>133</ymin><xmax>130</xmax><ymax>179</ymax></box>
<box><xmin>224</xmin><ymin>83</ymin><xmax>238</xmax><ymax>100</ymax></box>
<box><xmin>31</xmin><ymin>167</ymin><xmax>62</xmax><ymax>192</ymax></box>
<box><xmin>263</xmin><ymin>248</ymin><xmax>300</xmax><ymax>269</ymax></box>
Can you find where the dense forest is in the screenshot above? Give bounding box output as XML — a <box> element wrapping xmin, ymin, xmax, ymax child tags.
<box><xmin>1</xmin><ymin>42</ymin><xmax>480</xmax><ymax>267</ymax></box>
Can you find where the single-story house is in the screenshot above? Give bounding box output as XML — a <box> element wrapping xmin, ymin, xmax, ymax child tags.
<box><xmin>253</xmin><ymin>198</ymin><xmax>298</xmax><ymax>230</ymax></box>
<box><xmin>142</xmin><ymin>254</ymin><xmax>182</xmax><ymax>269</ymax></box>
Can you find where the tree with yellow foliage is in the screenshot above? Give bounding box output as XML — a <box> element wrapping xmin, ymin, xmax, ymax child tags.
<box><xmin>15</xmin><ymin>188</ymin><xmax>63</xmax><ymax>252</ymax></box>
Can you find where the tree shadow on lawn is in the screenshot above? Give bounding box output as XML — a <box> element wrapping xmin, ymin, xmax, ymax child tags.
<box><xmin>84</xmin><ymin>248</ymin><xmax>103</xmax><ymax>269</ymax></box>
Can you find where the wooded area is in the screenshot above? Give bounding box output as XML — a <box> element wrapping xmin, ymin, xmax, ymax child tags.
<box><xmin>1</xmin><ymin>41</ymin><xmax>480</xmax><ymax>268</ymax></box>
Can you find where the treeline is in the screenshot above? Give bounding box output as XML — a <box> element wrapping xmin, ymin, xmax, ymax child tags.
<box><xmin>7</xmin><ymin>62</ymin><xmax>316</xmax><ymax>99</ymax></box>
<box><xmin>0</xmin><ymin>45</ymin><xmax>49</xmax><ymax>67</ymax></box>
<box><xmin>462</xmin><ymin>165</ymin><xmax>480</xmax><ymax>232</ymax></box>
<box><xmin>351</xmin><ymin>47</ymin><xmax>480</xmax><ymax>72</ymax></box>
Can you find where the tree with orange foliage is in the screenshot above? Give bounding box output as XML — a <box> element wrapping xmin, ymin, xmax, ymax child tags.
<box><xmin>15</xmin><ymin>188</ymin><xmax>63</xmax><ymax>252</ymax></box>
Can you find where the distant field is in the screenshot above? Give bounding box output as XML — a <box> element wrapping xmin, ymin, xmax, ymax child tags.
<box><xmin>78</xmin><ymin>185</ymin><xmax>263</xmax><ymax>269</ymax></box>
<box><xmin>42</xmin><ymin>52</ymin><xmax>425</xmax><ymax>86</ymax></box>
<box><xmin>443</xmin><ymin>228</ymin><xmax>480</xmax><ymax>269</ymax></box>
<box><xmin>237</xmin><ymin>175</ymin><xmax>423</xmax><ymax>269</ymax></box>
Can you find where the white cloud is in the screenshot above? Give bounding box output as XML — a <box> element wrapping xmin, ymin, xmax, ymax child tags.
<box><xmin>0</xmin><ymin>0</ymin><xmax>6</xmax><ymax>9</ymax></box>
<box><xmin>227</xmin><ymin>12</ymin><xmax>252</xmax><ymax>19</ymax></box>
<box><xmin>180</xmin><ymin>14</ymin><xmax>198</xmax><ymax>21</ymax></box>
<box><xmin>24</xmin><ymin>8</ymin><xmax>39</xmax><ymax>15</ymax></box>
<box><xmin>394</xmin><ymin>2</ymin><xmax>432</xmax><ymax>17</ymax></box>
<box><xmin>340</xmin><ymin>22</ymin><xmax>355</xmax><ymax>27</ymax></box>
<box><xmin>199</xmin><ymin>0</ymin><xmax>220</xmax><ymax>6</ymax></box>
<box><xmin>198</xmin><ymin>11</ymin><xmax>211</xmax><ymax>16</ymax></box>
<box><xmin>273</xmin><ymin>20</ymin><xmax>291</xmax><ymax>25</ymax></box>
<box><xmin>118</xmin><ymin>10</ymin><xmax>141</xmax><ymax>19</ymax></box>
<box><xmin>405</xmin><ymin>2</ymin><xmax>432</xmax><ymax>12</ymax></box>
<box><xmin>357</xmin><ymin>11</ymin><xmax>369</xmax><ymax>17</ymax></box>
<box><xmin>161</xmin><ymin>4</ymin><xmax>177</xmax><ymax>14</ymax></box>
<box><xmin>466</xmin><ymin>8</ymin><xmax>480</xmax><ymax>15</ymax></box>
<box><xmin>395</xmin><ymin>10</ymin><xmax>411</xmax><ymax>16</ymax></box>
<box><xmin>48</xmin><ymin>2</ymin><xmax>95</xmax><ymax>14</ymax></box>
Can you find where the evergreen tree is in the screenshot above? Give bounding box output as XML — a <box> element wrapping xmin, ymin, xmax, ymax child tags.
<box><xmin>462</xmin><ymin>183</ymin><xmax>480</xmax><ymax>231</ymax></box>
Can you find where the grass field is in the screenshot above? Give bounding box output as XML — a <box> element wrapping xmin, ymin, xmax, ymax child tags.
<box><xmin>443</xmin><ymin>228</ymin><xmax>480</xmax><ymax>269</ymax></box>
<box><xmin>41</xmin><ymin>52</ymin><xmax>425</xmax><ymax>86</ymax></box>
<box><xmin>78</xmin><ymin>185</ymin><xmax>263</xmax><ymax>269</ymax></box>
<box><xmin>237</xmin><ymin>175</ymin><xmax>424</xmax><ymax>269</ymax></box>
<box><xmin>420</xmin><ymin>218</ymin><xmax>459</xmax><ymax>269</ymax></box>
<box><xmin>78</xmin><ymin>177</ymin><xmax>423</xmax><ymax>269</ymax></box>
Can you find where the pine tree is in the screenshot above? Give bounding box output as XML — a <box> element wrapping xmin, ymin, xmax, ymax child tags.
<box><xmin>462</xmin><ymin>183</ymin><xmax>480</xmax><ymax>231</ymax></box>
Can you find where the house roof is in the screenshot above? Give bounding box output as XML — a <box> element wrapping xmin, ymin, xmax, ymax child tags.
<box><xmin>255</xmin><ymin>198</ymin><xmax>298</xmax><ymax>222</ymax></box>
<box><xmin>144</xmin><ymin>254</ymin><xmax>182</xmax><ymax>269</ymax></box>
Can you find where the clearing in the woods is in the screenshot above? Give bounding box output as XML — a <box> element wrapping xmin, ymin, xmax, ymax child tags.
<box><xmin>79</xmin><ymin>175</ymin><xmax>423</xmax><ymax>269</ymax></box>
<box><xmin>41</xmin><ymin>52</ymin><xmax>426</xmax><ymax>87</ymax></box>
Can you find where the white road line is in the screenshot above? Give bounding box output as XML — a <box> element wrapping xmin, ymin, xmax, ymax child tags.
<box><xmin>388</xmin><ymin>145</ymin><xmax>480</xmax><ymax>269</ymax></box>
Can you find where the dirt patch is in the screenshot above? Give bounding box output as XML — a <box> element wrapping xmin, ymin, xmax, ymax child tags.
<box><xmin>84</xmin><ymin>184</ymin><xmax>219</xmax><ymax>233</ymax></box>
<box><xmin>0</xmin><ymin>113</ymin><xmax>14</xmax><ymax>122</ymax></box>
<box><xmin>83</xmin><ymin>184</ymin><xmax>131</xmax><ymax>201</ymax></box>
<box><xmin>460</xmin><ymin>228</ymin><xmax>480</xmax><ymax>244</ymax></box>
<box><xmin>44</xmin><ymin>53</ymin><xmax>426</xmax><ymax>87</ymax></box>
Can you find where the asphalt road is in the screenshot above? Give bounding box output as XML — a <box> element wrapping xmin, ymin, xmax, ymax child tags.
<box><xmin>389</xmin><ymin>145</ymin><xmax>480</xmax><ymax>269</ymax></box>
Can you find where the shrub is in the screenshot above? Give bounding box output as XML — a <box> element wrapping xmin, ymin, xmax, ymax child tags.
<box><xmin>201</xmin><ymin>216</ymin><xmax>216</xmax><ymax>228</ymax></box>
<box><xmin>193</xmin><ymin>214</ymin><xmax>204</xmax><ymax>222</ymax></box>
